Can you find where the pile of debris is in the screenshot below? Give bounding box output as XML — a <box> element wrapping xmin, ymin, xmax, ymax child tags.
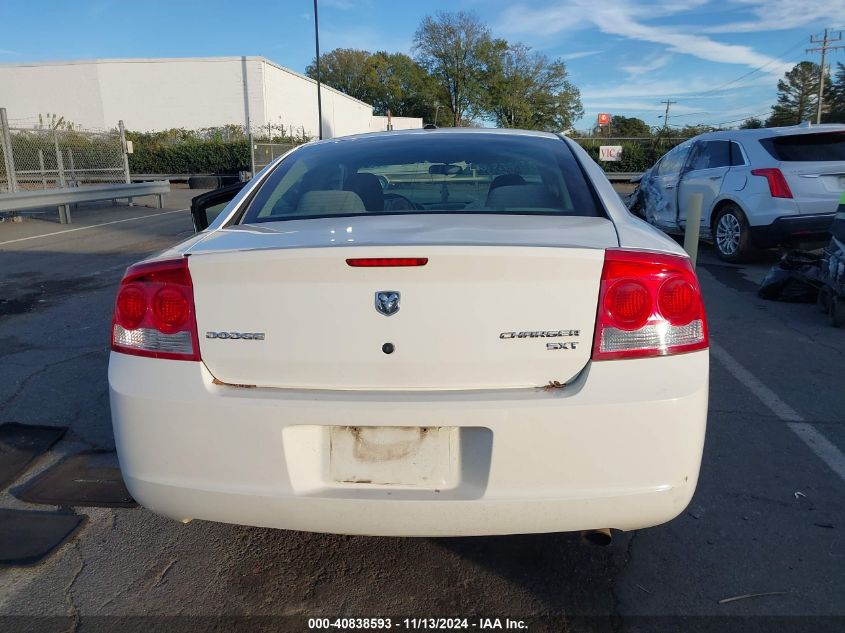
<box><xmin>759</xmin><ymin>199</ymin><xmax>845</xmax><ymax>327</ymax></box>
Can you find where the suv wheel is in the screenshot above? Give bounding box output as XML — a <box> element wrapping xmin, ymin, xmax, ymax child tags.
<box><xmin>713</xmin><ymin>204</ymin><xmax>756</xmax><ymax>262</ymax></box>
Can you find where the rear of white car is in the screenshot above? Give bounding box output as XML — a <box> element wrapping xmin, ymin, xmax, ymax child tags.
<box><xmin>109</xmin><ymin>130</ymin><xmax>708</xmax><ymax>536</ymax></box>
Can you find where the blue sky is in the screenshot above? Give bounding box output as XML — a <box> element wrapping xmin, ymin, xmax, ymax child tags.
<box><xmin>1</xmin><ymin>0</ymin><xmax>844</xmax><ymax>129</ymax></box>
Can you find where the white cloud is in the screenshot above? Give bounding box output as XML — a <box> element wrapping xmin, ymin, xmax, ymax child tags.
<box><xmin>579</xmin><ymin>74</ymin><xmax>773</xmax><ymax>101</ymax></box>
<box><xmin>703</xmin><ymin>0</ymin><xmax>845</xmax><ymax>33</ymax></box>
<box><xmin>620</xmin><ymin>53</ymin><xmax>672</xmax><ymax>78</ymax></box>
<box><xmin>560</xmin><ymin>50</ymin><xmax>603</xmax><ymax>60</ymax></box>
<box><xmin>496</xmin><ymin>1</ymin><xmax>794</xmax><ymax>75</ymax></box>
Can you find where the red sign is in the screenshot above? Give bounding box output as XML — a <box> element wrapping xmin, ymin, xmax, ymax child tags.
<box><xmin>597</xmin><ymin>113</ymin><xmax>611</xmax><ymax>126</ymax></box>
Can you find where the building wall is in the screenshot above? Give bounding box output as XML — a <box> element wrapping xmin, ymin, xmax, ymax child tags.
<box><xmin>259</xmin><ymin>59</ymin><xmax>373</xmax><ymax>139</ymax></box>
<box><xmin>0</xmin><ymin>56</ymin><xmax>395</xmax><ymax>138</ymax></box>
<box><xmin>0</xmin><ymin>61</ymin><xmax>106</xmax><ymax>129</ymax></box>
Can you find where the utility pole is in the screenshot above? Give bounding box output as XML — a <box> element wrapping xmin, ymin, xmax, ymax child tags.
<box><xmin>659</xmin><ymin>99</ymin><xmax>677</xmax><ymax>132</ymax></box>
<box><xmin>807</xmin><ymin>29</ymin><xmax>844</xmax><ymax>124</ymax></box>
<box><xmin>313</xmin><ymin>0</ymin><xmax>323</xmax><ymax>140</ymax></box>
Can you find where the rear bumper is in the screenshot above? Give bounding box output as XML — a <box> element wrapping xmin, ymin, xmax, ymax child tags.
<box><xmin>750</xmin><ymin>213</ymin><xmax>834</xmax><ymax>247</ymax></box>
<box><xmin>108</xmin><ymin>351</ymin><xmax>709</xmax><ymax>536</ymax></box>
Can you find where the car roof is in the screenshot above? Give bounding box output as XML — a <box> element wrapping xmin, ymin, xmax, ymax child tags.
<box><xmin>695</xmin><ymin>123</ymin><xmax>845</xmax><ymax>142</ymax></box>
<box><xmin>305</xmin><ymin>127</ymin><xmax>563</xmax><ymax>147</ymax></box>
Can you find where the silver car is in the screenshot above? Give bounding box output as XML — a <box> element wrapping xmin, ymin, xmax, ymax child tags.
<box><xmin>630</xmin><ymin>124</ymin><xmax>845</xmax><ymax>261</ymax></box>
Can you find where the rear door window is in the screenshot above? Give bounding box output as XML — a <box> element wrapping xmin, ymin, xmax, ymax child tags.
<box><xmin>760</xmin><ymin>132</ymin><xmax>845</xmax><ymax>161</ymax></box>
<box><xmin>657</xmin><ymin>144</ymin><xmax>691</xmax><ymax>176</ymax></box>
<box><xmin>689</xmin><ymin>141</ymin><xmax>731</xmax><ymax>170</ymax></box>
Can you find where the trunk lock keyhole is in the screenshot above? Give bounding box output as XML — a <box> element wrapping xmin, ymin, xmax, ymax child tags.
<box><xmin>382</xmin><ymin>343</ymin><xmax>395</xmax><ymax>355</ymax></box>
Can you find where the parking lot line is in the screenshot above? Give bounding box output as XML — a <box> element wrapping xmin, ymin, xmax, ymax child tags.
<box><xmin>711</xmin><ymin>342</ymin><xmax>845</xmax><ymax>485</ymax></box>
<box><xmin>787</xmin><ymin>422</ymin><xmax>845</xmax><ymax>484</ymax></box>
<box><xmin>0</xmin><ymin>209</ymin><xmax>188</xmax><ymax>246</ymax></box>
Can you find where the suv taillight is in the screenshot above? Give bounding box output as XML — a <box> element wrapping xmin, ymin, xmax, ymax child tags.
<box><xmin>111</xmin><ymin>258</ymin><xmax>200</xmax><ymax>361</ymax></box>
<box><xmin>751</xmin><ymin>168</ymin><xmax>793</xmax><ymax>199</ymax></box>
<box><xmin>592</xmin><ymin>249</ymin><xmax>708</xmax><ymax>361</ymax></box>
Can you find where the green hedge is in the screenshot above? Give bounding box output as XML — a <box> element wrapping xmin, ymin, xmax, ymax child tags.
<box><xmin>574</xmin><ymin>138</ymin><xmax>688</xmax><ymax>172</ymax></box>
<box><xmin>128</xmin><ymin>139</ymin><xmax>251</xmax><ymax>174</ymax></box>
<box><xmin>123</xmin><ymin>135</ymin><xmax>689</xmax><ymax>176</ymax></box>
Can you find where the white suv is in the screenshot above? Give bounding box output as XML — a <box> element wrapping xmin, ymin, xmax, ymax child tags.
<box><xmin>631</xmin><ymin>124</ymin><xmax>845</xmax><ymax>261</ymax></box>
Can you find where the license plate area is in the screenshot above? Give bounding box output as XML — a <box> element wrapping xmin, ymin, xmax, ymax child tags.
<box><xmin>329</xmin><ymin>426</ymin><xmax>455</xmax><ymax>487</ymax></box>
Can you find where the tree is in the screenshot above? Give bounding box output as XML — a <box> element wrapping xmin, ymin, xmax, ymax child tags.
<box><xmin>368</xmin><ymin>52</ymin><xmax>437</xmax><ymax>120</ymax></box>
<box><xmin>483</xmin><ymin>42</ymin><xmax>583</xmax><ymax>131</ymax></box>
<box><xmin>823</xmin><ymin>62</ymin><xmax>845</xmax><ymax>123</ymax></box>
<box><xmin>413</xmin><ymin>11</ymin><xmax>497</xmax><ymax>126</ymax></box>
<box><xmin>739</xmin><ymin>117</ymin><xmax>764</xmax><ymax>129</ymax></box>
<box><xmin>608</xmin><ymin>115</ymin><xmax>651</xmax><ymax>137</ymax></box>
<box><xmin>766</xmin><ymin>61</ymin><xmax>826</xmax><ymax>126</ymax></box>
<box><xmin>305</xmin><ymin>49</ymin><xmax>377</xmax><ymax>104</ymax></box>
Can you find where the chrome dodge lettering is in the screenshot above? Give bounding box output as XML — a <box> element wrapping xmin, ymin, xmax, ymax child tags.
<box><xmin>499</xmin><ymin>330</ymin><xmax>580</xmax><ymax>339</ymax></box>
<box><xmin>206</xmin><ymin>332</ymin><xmax>265</xmax><ymax>340</ymax></box>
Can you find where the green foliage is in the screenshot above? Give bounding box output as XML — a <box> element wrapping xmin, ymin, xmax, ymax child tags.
<box><xmin>823</xmin><ymin>62</ymin><xmax>845</xmax><ymax>123</ymax></box>
<box><xmin>485</xmin><ymin>42</ymin><xmax>583</xmax><ymax>131</ymax></box>
<box><xmin>127</xmin><ymin>138</ymin><xmax>251</xmax><ymax>174</ymax></box>
<box><xmin>607</xmin><ymin>115</ymin><xmax>652</xmax><ymax>137</ymax></box>
<box><xmin>767</xmin><ymin>61</ymin><xmax>825</xmax><ymax>126</ymax></box>
<box><xmin>369</xmin><ymin>51</ymin><xmax>438</xmax><ymax>120</ymax></box>
<box><xmin>306</xmin><ymin>12</ymin><xmax>584</xmax><ymax>132</ymax></box>
<box><xmin>124</xmin><ymin>127</ymin><xmax>307</xmax><ymax>174</ymax></box>
<box><xmin>306</xmin><ymin>49</ymin><xmax>377</xmax><ymax>104</ymax></box>
<box><xmin>413</xmin><ymin>11</ymin><xmax>498</xmax><ymax>126</ymax></box>
<box><xmin>739</xmin><ymin>117</ymin><xmax>764</xmax><ymax>129</ymax></box>
<box><xmin>574</xmin><ymin>138</ymin><xmax>688</xmax><ymax>173</ymax></box>
<box><xmin>125</xmin><ymin>129</ymin><xmax>250</xmax><ymax>174</ymax></box>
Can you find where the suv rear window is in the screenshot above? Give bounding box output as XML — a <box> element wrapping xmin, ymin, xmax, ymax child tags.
<box><xmin>240</xmin><ymin>133</ymin><xmax>603</xmax><ymax>224</ymax></box>
<box><xmin>760</xmin><ymin>132</ymin><xmax>845</xmax><ymax>162</ymax></box>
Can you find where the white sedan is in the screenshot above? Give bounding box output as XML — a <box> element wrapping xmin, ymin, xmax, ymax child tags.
<box><xmin>108</xmin><ymin>129</ymin><xmax>709</xmax><ymax>538</ymax></box>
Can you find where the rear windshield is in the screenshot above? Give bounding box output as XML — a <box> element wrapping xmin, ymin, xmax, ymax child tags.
<box><xmin>240</xmin><ymin>133</ymin><xmax>602</xmax><ymax>224</ymax></box>
<box><xmin>759</xmin><ymin>132</ymin><xmax>845</xmax><ymax>162</ymax></box>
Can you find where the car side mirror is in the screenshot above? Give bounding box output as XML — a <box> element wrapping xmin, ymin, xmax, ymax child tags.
<box><xmin>190</xmin><ymin>183</ymin><xmax>246</xmax><ymax>232</ymax></box>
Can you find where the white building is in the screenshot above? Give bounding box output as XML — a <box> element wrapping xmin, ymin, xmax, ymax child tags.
<box><xmin>0</xmin><ymin>56</ymin><xmax>421</xmax><ymax>137</ymax></box>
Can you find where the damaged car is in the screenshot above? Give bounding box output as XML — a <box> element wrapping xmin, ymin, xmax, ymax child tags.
<box><xmin>629</xmin><ymin>124</ymin><xmax>845</xmax><ymax>262</ymax></box>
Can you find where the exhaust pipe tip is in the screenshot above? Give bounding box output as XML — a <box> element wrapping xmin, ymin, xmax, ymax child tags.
<box><xmin>581</xmin><ymin>528</ymin><xmax>612</xmax><ymax>546</ymax></box>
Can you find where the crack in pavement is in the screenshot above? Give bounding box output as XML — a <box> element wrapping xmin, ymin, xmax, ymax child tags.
<box><xmin>0</xmin><ymin>349</ymin><xmax>103</xmax><ymax>410</ymax></box>
<box><xmin>62</xmin><ymin>544</ymin><xmax>85</xmax><ymax>633</ymax></box>
<box><xmin>609</xmin><ymin>531</ymin><xmax>639</xmax><ymax>633</ymax></box>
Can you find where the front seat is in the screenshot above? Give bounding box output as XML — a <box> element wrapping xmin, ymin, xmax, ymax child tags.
<box><xmin>488</xmin><ymin>174</ymin><xmax>526</xmax><ymax>191</ymax></box>
<box><xmin>345</xmin><ymin>173</ymin><xmax>384</xmax><ymax>211</ymax></box>
<box><xmin>486</xmin><ymin>174</ymin><xmax>526</xmax><ymax>207</ymax></box>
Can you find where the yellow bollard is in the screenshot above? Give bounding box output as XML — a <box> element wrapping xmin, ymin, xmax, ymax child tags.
<box><xmin>683</xmin><ymin>192</ymin><xmax>703</xmax><ymax>268</ymax></box>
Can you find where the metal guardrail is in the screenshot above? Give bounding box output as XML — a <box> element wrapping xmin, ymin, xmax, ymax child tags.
<box><xmin>604</xmin><ymin>172</ymin><xmax>644</xmax><ymax>182</ymax></box>
<box><xmin>0</xmin><ymin>181</ymin><xmax>170</xmax><ymax>224</ymax></box>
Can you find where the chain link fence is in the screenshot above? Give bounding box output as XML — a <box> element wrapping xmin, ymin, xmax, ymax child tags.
<box><xmin>251</xmin><ymin>142</ymin><xmax>296</xmax><ymax>174</ymax></box>
<box><xmin>0</xmin><ymin>108</ymin><xmax>129</xmax><ymax>193</ymax></box>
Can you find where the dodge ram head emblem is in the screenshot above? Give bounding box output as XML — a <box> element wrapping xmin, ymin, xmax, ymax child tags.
<box><xmin>375</xmin><ymin>291</ymin><xmax>400</xmax><ymax>316</ymax></box>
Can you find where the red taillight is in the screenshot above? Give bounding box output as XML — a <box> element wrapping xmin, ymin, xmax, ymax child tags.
<box><xmin>751</xmin><ymin>168</ymin><xmax>793</xmax><ymax>199</ymax></box>
<box><xmin>592</xmin><ymin>250</ymin><xmax>708</xmax><ymax>361</ymax></box>
<box><xmin>346</xmin><ymin>257</ymin><xmax>428</xmax><ymax>267</ymax></box>
<box><xmin>111</xmin><ymin>258</ymin><xmax>200</xmax><ymax>361</ymax></box>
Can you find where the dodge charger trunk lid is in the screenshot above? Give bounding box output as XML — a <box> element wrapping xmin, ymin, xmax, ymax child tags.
<box><xmin>187</xmin><ymin>214</ymin><xmax>616</xmax><ymax>390</ymax></box>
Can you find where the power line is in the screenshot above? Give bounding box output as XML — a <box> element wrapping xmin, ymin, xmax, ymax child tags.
<box><xmin>677</xmin><ymin>36</ymin><xmax>807</xmax><ymax>101</ymax></box>
<box><xmin>807</xmin><ymin>28</ymin><xmax>845</xmax><ymax>124</ymax></box>
<box><xmin>705</xmin><ymin>110</ymin><xmax>773</xmax><ymax>128</ymax></box>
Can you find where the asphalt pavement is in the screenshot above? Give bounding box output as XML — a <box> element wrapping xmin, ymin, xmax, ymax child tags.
<box><xmin>0</xmin><ymin>193</ymin><xmax>843</xmax><ymax>633</ymax></box>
